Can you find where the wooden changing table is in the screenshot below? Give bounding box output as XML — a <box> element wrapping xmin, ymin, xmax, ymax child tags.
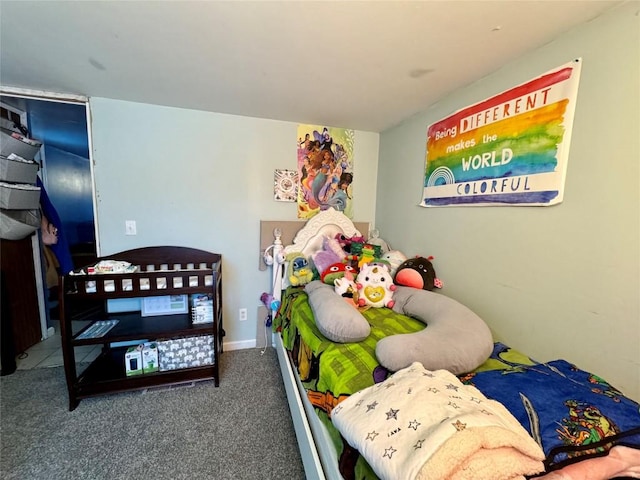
<box><xmin>58</xmin><ymin>246</ymin><xmax>223</xmax><ymax>411</ymax></box>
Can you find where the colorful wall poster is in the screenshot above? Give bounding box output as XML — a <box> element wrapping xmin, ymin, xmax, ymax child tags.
<box><xmin>297</xmin><ymin>124</ymin><xmax>355</xmax><ymax>219</ymax></box>
<box><xmin>273</xmin><ymin>169</ymin><xmax>298</xmax><ymax>202</ymax></box>
<box><xmin>421</xmin><ymin>59</ymin><xmax>582</xmax><ymax>207</ymax></box>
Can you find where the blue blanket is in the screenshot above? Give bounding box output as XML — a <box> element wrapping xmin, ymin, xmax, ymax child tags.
<box><xmin>463</xmin><ymin>343</ymin><xmax>640</xmax><ymax>470</ymax></box>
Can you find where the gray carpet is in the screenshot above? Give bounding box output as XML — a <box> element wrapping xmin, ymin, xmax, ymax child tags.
<box><xmin>0</xmin><ymin>348</ymin><xmax>305</xmax><ymax>480</ymax></box>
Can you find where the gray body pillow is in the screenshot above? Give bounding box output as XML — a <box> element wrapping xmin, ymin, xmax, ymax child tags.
<box><xmin>376</xmin><ymin>286</ymin><xmax>493</xmax><ymax>375</ymax></box>
<box><xmin>305</xmin><ymin>281</ymin><xmax>371</xmax><ymax>343</ymax></box>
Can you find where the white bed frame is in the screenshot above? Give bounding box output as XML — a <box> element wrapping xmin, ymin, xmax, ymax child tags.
<box><xmin>267</xmin><ymin>208</ymin><xmax>364</xmax><ymax>480</ymax></box>
<box><xmin>265</xmin><ymin>211</ymin><xmax>640</xmax><ymax>480</ymax></box>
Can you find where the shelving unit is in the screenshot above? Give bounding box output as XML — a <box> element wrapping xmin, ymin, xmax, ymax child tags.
<box><xmin>58</xmin><ymin>246</ymin><xmax>223</xmax><ymax>411</ymax></box>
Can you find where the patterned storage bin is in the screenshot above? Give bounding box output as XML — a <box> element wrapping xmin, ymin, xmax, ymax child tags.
<box><xmin>157</xmin><ymin>335</ymin><xmax>214</xmax><ymax>371</ymax></box>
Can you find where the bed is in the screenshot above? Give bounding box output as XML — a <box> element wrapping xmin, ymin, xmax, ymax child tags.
<box><xmin>264</xmin><ymin>208</ymin><xmax>640</xmax><ymax>480</ymax></box>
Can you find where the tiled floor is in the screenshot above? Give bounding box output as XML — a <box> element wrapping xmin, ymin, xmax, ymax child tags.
<box><xmin>15</xmin><ymin>320</ymin><xmax>102</xmax><ymax>370</ymax></box>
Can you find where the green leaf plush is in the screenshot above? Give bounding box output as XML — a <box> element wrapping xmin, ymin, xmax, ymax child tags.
<box><xmin>305</xmin><ymin>280</ymin><xmax>371</xmax><ymax>343</ymax></box>
<box><xmin>376</xmin><ymin>286</ymin><xmax>493</xmax><ymax>375</ymax></box>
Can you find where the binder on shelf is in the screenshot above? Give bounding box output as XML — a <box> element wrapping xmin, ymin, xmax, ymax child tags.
<box><xmin>191</xmin><ymin>293</ymin><xmax>214</xmax><ymax>324</ymax></box>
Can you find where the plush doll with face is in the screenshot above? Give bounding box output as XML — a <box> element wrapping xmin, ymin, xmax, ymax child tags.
<box><xmin>356</xmin><ymin>263</ymin><xmax>396</xmax><ymax>308</ymax></box>
<box><xmin>286</xmin><ymin>252</ymin><xmax>313</xmax><ymax>286</ymax></box>
<box><xmin>321</xmin><ymin>262</ymin><xmax>357</xmax><ymax>285</ymax></box>
<box><xmin>394</xmin><ymin>256</ymin><xmax>443</xmax><ymax>291</ymax></box>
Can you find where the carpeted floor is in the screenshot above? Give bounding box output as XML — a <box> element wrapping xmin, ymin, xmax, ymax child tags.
<box><xmin>0</xmin><ymin>348</ymin><xmax>305</xmax><ymax>480</ymax></box>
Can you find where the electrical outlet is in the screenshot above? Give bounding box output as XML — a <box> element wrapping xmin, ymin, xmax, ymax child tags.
<box><xmin>239</xmin><ymin>308</ymin><xmax>248</xmax><ymax>321</ymax></box>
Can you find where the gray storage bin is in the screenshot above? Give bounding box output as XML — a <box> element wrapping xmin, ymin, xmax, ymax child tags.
<box><xmin>0</xmin><ymin>208</ymin><xmax>40</xmax><ymax>240</ymax></box>
<box><xmin>0</xmin><ymin>155</ymin><xmax>39</xmax><ymax>184</ymax></box>
<box><xmin>0</xmin><ymin>129</ymin><xmax>42</xmax><ymax>160</ymax></box>
<box><xmin>157</xmin><ymin>335</ymin><xmax>215</xmax><ymax>371</ymax></box>
<box><xmin>0</xmin><ymin>182</ymin><xmax>41</xmax><ymax>210</ymax></box>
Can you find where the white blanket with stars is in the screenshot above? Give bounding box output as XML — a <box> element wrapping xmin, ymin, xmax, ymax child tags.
<box><xmin>331</xmin><ymin>362</ymin><xmax>545</xmax><ymax>480</ymax></box>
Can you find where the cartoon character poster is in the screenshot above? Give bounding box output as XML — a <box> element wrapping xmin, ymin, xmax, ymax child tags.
<box><xmin>296</xmin><ymin>124</ymin><xmax>354</xmax><ymax>219</ymax></box>
<box><xmin>421</xmin><ymin>59</ymin><xmax>582</xmax><ymax>207</ymax></box>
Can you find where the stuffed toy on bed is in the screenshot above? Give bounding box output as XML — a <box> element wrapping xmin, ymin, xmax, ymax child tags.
<box><xmin>334</xmin><ymin>233</ymin><xmax>365</xmax><ymax>253</ymax></box>
<box><xmin>381</xmin><ymin>249</ymin><xmax>407</xmax><ymax>277</ymax></box>
<box><xmin>394</xmin><ymin>255</ymin><xmax>443</xmax><ymax>290</ymax></box>
<box><xmin>310</xmin><ymin>235</ymin><xmax>348</xmax><ymax>278</ymax></box>
<box><xmin>333</xmin><ymin>271</ymin><xmax>359</xmax><ymax>308</ymax></box>
<box><xmin>350</xmin><ymin>242</ymin><xmax>383</xmax><ymax>269</ymax></box>
<box><xmin>320</xmin><ymin>262</ymin><xmax>357</xmax><ymax>285</ymax></box>
<box><xmin>286</xmin><ymin>252</ymin><xmax>313</xmax><ymax>286</ymax></box>
<box><xmin>356</xmin><ymin>263</ymin><xmax>396</xmax><ymax>308</ymax></box>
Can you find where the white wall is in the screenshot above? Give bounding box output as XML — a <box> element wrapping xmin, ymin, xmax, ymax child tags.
<box><xmin>89</xmin><ymin>99</ymin><xmax>379</xmax><ymax>349</ymax></box>
<box><xmin>376</xmin><ymin>3</ymin><xmax>639</xmax><ymax>400</ymax></box>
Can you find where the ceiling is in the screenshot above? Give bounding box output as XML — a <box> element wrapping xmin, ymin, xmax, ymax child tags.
<box><xmin>0</xmin><ymin>1</ymin><xmax>623</xmax><ymax>133</ymax></box>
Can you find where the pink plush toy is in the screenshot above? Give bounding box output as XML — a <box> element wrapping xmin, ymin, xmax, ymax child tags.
<box><xmin>356</xmin><ymin>263</ymin><xmax>396</xmax><ymax>308</ymax></box>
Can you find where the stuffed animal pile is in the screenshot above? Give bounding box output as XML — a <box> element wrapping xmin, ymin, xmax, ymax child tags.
<box><xmin>301</xmin><ymin>234</ymin><xmax>493</xmax><ymax>375</ymax></box>
<box><xmin>293</xmin><ymin>232</ymin><xmax>444</xmax><ymax>305</ymax></box>
<box><xmin>310</xmin><ymin>234</ymin><xmax>396</xmax><ymax>307</ymax></box>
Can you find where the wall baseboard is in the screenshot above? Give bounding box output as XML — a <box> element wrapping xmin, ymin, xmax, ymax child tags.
<box><xmin>223</xmin><ymin>339</ymin><xmax>257</xmax><ymax>351</ymax></box>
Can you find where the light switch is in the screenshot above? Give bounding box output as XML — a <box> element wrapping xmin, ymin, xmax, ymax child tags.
<box><xmin>125</xmin><ymin>220</ymin><xmax>137</xmax><ymax>235</ymax></box>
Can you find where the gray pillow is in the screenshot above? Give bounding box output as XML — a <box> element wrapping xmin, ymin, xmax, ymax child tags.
<box><xmin>305</xmin><ymin>281</ymin><xmax>371</xmax><ymax>343</ymax></box>
<box><xmin>376</xmin><ymin>286</ymin><xmax>493</xmax><ymax>375</ymax></box>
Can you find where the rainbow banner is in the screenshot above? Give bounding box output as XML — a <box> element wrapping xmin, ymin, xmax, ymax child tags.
<box><xmin>421</xmin><ymin>59</ymin><xmax>582</xmax><ymax>207</ymax></box>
